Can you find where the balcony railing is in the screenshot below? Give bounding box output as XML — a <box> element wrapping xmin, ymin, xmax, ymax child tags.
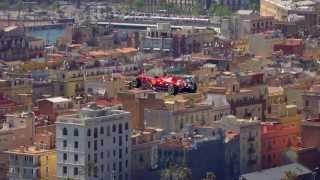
<box><xmin>248</xmin><ymin>136</ymin><xmax>255</xmax><ymax>142</ymax></box>
<box><xmin>248</xmin><ymin>147</ymin><xmax>256</xmax><ymax>154</ymax></box>
<box><xmin>247</xmin><ymin>159</ymin><xmax>257</xmax><ymax>166</ymax></box>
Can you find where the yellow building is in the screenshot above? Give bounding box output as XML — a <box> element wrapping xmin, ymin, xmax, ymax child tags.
<box><xmin>267</xmin><ymin>104</ymin><xmax>302</xmax><ymax>131</ymax></box>
<box><xmin>260</xmin><ymin>0</ymin><xmax>289</xmax><ymax>21</ymax></box>
<box><xmin>267</xmin><ymin>86</ymin><xmax>286</xmax><ymax>115</ymax></box>
<box><xmin>6</xmin><ymin>146</ymin><xmax>57</xmax><ymax>180</ymax></box>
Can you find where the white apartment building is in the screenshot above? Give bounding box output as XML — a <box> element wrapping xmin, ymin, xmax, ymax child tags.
<box><xmin>56</xmin><ymin>105</ymin><xmax>132</xmax><ymax>180</ymax></box>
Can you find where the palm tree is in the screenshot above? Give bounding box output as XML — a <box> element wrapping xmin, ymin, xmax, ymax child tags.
<box><xmin>177</xmin><ymin>167</ymin><xmax>192</xmax><ymax>180</ymax></box>
<box><xmin>16</xmin><ymin>0</ymin><xmax>24</xmax><ymax>20</ymax></box>
<box><xmin>161</xmin><ymin>163</ymin><xmax>177</xmax><ymax>180</ymax></box>
<box><xmin>202</xmin><ymin>172</ymin><xmax>216</xmax><ymax>180</ymax></box>
<box><xmin>281</xmin><ymin>170</ymin><xmax>297</xmax><ymax>180</ymax></box>
<box><xmin>161</xmin><ymin>164</ymin><xmax>192</xmax><ymax>180</ymax></box>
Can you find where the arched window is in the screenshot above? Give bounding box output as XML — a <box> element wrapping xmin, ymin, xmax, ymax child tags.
<box><xmin>74</xmin><ymin>128</ymin><xmax>79</xmax><ymax>137</ymax></box>
<box><xmin>62</xmin><ymin>128</ymin><xmax>68</xmax><ymax>136</ymax></box>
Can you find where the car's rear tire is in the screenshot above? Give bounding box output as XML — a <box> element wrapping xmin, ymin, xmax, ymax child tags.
<box><xmin>168</xmin><ymin>85</ymin><xmax>178</xmax><ymax>95</ymax></box>
<box><xmin>131</xmin><ymin>78</ymin><xmax>141</xmax><ymax>88</ymax></box>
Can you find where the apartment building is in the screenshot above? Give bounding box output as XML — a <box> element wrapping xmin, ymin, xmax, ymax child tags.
<box><xmin>302</xmin><ymin>84</ymin><xmax>320</xmax><ymax>119</ymax></box>
<box><xmin>0</xmin><ymin>26</ymin><xmax>44</xmax><ymax>61</ymax></box>
<box><xmin>6</xmin><ymin>146</ymin><xmax>56</xmax><ymax>180</ymax></box>
<box><xmin>0</xmin><ymin>112</ymin><xmax>35</xmax><ymax>180</ymax></box>
<box><xmin>217</xmin><ymin>72</ymin><xmax>267</xmax><ymax>120</ymax></box>
<box><xmin>131</xmin><ymin>128</ymin><xmax>163</xmax><ymax>180</ymax></box>
<box><xmin>158</xmin><ymin>125</ymin><xmax>225</xmax><ymax>179</ymax></box>
<box><xmin>56</xmin><ymin>104</ymin><xmax>132</xmax><ymax>180</ymax></box>
<box><xmin>118</xmin><ymin>90</ymin><xmax>165</xmax><ymax>130</ymax></box>
<box><xmin>214</xmin><ymin>115</ymin><xmax>261</xmax><ymax>174</ymax></box>
<box><xmin>140</xmin><ymin>23</ymin><xmax>173</xmax><ymax>52</ymax></box>
<box><xmin>37</xmin><ymin>97</ymin><xmax>73</xmax><ymax>123</ymax></box>
<box><xmin>261</xmin><ymin>122</ymin><xmax>300</xmax><ymax>169</ymax></box>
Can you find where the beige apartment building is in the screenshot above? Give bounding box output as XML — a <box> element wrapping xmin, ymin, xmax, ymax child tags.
<box><xmin>0</xmin><ymin>112</ymin><xmax>35</xmax><ymax>180</ymax></box>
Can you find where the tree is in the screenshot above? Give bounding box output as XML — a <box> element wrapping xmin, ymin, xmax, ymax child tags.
<box><xmin>133</xmin><ymin>0</ymin><xmax>144</xmax><ymax>11</ymax></box>
<box><xmin>202</xmin><ymin>172</ymin><xmax>216</xmax><ymax>180</ymax></box>
<box><xmin>51</xmin><ymin>1</ymin><xmax>60</xmax><ymax>14</ymax></box>
<box><xmin>209</xmin><ymin>4</ymin><xmax>232</xmax><ymax>17</ymax></box>
<box><xmin>16</xmin><ymin>0</ymin><xmax>24</xmax><ymax>20</ymax></box>
<box><xmin>191</xmin><ymin>1</ymin><xmax>202</xmax><ymax>16</ymax></box>
<box><xmin>161</xmin><ymin>163</ymin><xmax>192</xmax><ymax>180</ymax></box>
<box><xmin>177</xmin><ymin>167</ymin><xmax>192</xmax><ymax>180</ymax></box>
<box><xmin>281</xmin><ymin>171</ymin><xmax>297</xmax><ymax>180</ymax></box>
<box><xmin>249</xmin><ymin>0</ymin><xmax>260</xmax><ymax>11</ymax></box>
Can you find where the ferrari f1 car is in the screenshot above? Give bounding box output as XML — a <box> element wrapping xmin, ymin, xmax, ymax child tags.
<box><xmin>129</xmin><ymin>74</ymin><xmax>197</xmax><ymax>95</ymax></box>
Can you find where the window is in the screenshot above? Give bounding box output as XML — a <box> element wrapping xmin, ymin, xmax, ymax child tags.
<box><xmin>106</xmin><ymin>126</ymin><xmax>110</xmax><ymax>136</ymax></box>
<box><xmin>119</xmin><ymin>161</ymin><xmax>122</xmax><ymax>172</ymax></box>
<box><xmin>125</xmin><ymin>123</ymin><xmax>128</xmax><ymax>130</ymax></box>
<box><xmin>94</xmin><ymin>140</ymin><xmax>97</xmax><ymax>151</ymax></box>
<box><xmin>93</xmin><ymin>166</ymin><xmax>98</xmax><ymax>177</ymax></box>
<box><xmin>74</xmin><ymin>167</ymin><xmax>79</xmax><ymax>175</ymax></box>
<box><xmin>63</xmin><ymin>153</ymin><xmax>67</xmax><ymax>161</ymax></box>
<box><xmin>305</xmin><ymin>100</ymin><xmax>309</xmax><ymax>107</ymax></box>
<box><xmin>126</xmin><ymin>147</ymin><xmax>128</xmax><ymax>154</ymax></box>
<box><xmin>101</xmin><ymin>152</ymin><xmax>104</xmax><ymax>159</ymax></box>
<box><xmin>74</xmin><ymin>141</ymin><xmax>79</xmax><ymax>149</ymax></box>
<box><xmin>118</xmin><ymin>124</ymin><xmax>123</xmax><ymax>134</ymax></box>
<box><xmin>62</xmin><ymin>128</ymin><xmax>68</xmax><ymax>136</ymax></box>
<box><xmin>125</xmin><ymin>135</ymin><xmax>128</xmax><ymax>142</ymax></box>
<box><xmin>125</xmin><ymin>160</ymin><xmax>128</xmax><ymax>168</ymax></box>
<box><xmin>113</xmin><ymin>150</ymin><xmax>116</xmax><ymax>157</ymax></box>
<box><xmin>101</xmin><ymin>139</ymin><xmax>104</xmax><ymax>146</ymax></box>
<box><xmin>101</xmin><ymin>165</ymin><xmax>104</xmax><ymax>173</ymax></box>
<box><xmin>74</xmin><ymin>128</ymin><xmax>79</xmax><ymax>136</ymax></box>
<box><xmin>112</xmin><ymin>124</ymin><xmax>116</xmax><ymax>132</ymax></box>
<box><xmin>74</xmin><ymin>154</ymin><xmax>78</xmax><ymax>162</ymax></box>
<box><xmin>88</xmin><ymin>154</ymin><xmax>91</xmax><ymax>161</ymax></box>
<box><xmin>94</xmin><ymin>128</ymin><xmax>98</xmax><ymax>138</ymax></box>
<box><xmin>119</xmin><ymin>149</ymin><xmax>122</xmax><ymax>159</ymax></box>
<box><xmin>113</xmin><ymin>137</ymin><xmax>116</xmax><ymax>144</ymax></box>
<box><xmin>63</xmin><ymin>140</ymin><xmax>67</xmax><ymax>148</ymax></box>
<box><xmin>94</xmin><ymin>153</ymin><xmax>98</xmax><ymax>163</ymax></box>
<box><xmin>88</xmin><ymin>141</ymin><xmax>91</xmax><ymax>148</ymax></box>
<box><xmin>119</xmin><ymin>136</ymin><xmax>122</xmax><ymax>146</ymax></box>
<box><xmin>100</xmin><ymin>127</ymin><xmax>104</xmax><ymax>134</ymax></box>
<box><xmin>63</xmin><ymin>166</ymin><xmax>67</xmax><ymax>174</ymax></box>
<box><xmin>87</xmin><ymin>129</ymin><xmax>91</xmax><ymax>136</ymax></box>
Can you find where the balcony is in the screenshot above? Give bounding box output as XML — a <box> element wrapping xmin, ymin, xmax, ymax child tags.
<box><xmin>248</xmin><ymin>136</ymin><xmax>255</xmax><ymax>142</ymax></box>
<box><xmin>248</xmin><ymin>147</ymin><xmax>256</xmax><ymax>154</ymax></box>
<box><xmin>247</xmin><ymin>159</ymin><xmax>257</xmax><ymax>166</ymax></box>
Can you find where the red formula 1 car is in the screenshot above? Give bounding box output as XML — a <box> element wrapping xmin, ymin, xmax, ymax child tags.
<box><xmin>129</xmin><ymin>74</ymin><xmax>197</xmax><ymax>95</ymax></box>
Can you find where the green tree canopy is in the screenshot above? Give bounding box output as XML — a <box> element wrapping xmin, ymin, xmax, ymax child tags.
<box><xmin>202</xmin><ymin>172</ymin><xmax>217</xmax><ymax>180</ymax></box>
<box><xmin>191</xmin><ymin>1</ymin><xmax>202</xmax><ymax>16</ymax></box>
<box><xmin>161</xmin><ymin>163</ymin><xmax>192</xmax><ymax>180</ymax></box>
<box><xmin>281</xmin><ymin>171</ymin><xmax>297</xmax><ymax>180</ymax></box>
<box><xmin>133</xmin><ymin>0</ymin><xmax>144</xmax><ymax>10</ymax></box>
<box><xmin>209</xmin><ymin>4</ymin><xmax>232</xmax><ymax>17</ymax></box>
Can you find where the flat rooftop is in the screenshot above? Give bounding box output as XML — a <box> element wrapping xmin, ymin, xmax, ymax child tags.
<box><xmin>6</xmin><ymin>146</ymin><xmax>53</xmax><ymax>156</ymax></box>
<box><xmin>240</xmin><ymin>163</ymin><xmax>311</xmax><ymax>180</ymax></box>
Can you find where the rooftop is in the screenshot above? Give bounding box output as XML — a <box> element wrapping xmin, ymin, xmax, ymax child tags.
<box><xmin>240</xmin><ymin>163</ymin><xmax>311</xmax><ymax>180</ymax></box>
<box><xmin>57</xmin><ymin>104</ymin><xmax>130</xmax><ymax>125</ymax></box>
<box><xmin>40</xmin><ymin>97</ymin><xmax>71</xmax><ymax>103</ymax></box>
<box><xmin>268</xmin><ymin>86</ymin><xmax>284</xmax><ymax>96</ymax></box>
<box><xmin>5</xmin><ymin>146</ymin><xmax>54</xmax><ymax>156</ymax></box>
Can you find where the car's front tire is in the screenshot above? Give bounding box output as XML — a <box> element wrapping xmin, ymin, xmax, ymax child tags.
<box><xmin>189</xmin><ymin>83</ymin><xmax>197</xmax><ymax>93</ymax></box>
